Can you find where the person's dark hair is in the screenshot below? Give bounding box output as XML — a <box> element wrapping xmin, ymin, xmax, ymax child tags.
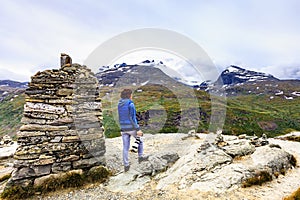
<box><xmin>120</xmin><ymin>89</ymin><xmax>132</xmax><ymax>99</ymax></box>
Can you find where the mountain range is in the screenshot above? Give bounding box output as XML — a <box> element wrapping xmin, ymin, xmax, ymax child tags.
<box><xmin>97</xmin><ymin>62</ymin><xmax>300</xmax><ymax>98</ymax></box>
<box><xmin>0</xmin><ymin>63</ymin><xmax>299</xmax><ymax>138</ymax></box>
<box><xmin>96</xmin><ymin>62</ymin><xmax>299</xmax><ymax>137</ymax></box>
<box><xmin>0</xmin><ymin>80</ymin><xmax>28</xmax><ymax>88</ymax></box>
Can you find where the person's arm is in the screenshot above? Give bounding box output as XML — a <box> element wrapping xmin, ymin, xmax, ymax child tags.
<box><xmin>129</xmin><ymin>102</ymin><xmax>140</xmax><ymax>130</ymax></box>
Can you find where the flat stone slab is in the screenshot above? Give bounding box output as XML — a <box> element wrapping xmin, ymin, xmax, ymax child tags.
<box><xmin>276</xmin><ymin>132</ymin><xmax>300</xmax><ymax>142</ymax></box>
<box><xmin>106</xmin><ymin>152</ymin><xmax>179</xmax><ymax>193</ymax></box>
<box><xmin>0</xmin><ymin>142</ymin><xmax>18</xmax><ymax>160</ymax></box>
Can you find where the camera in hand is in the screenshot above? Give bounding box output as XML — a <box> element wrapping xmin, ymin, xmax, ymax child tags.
<box><xmin>131</xmin><ymin>136</ymin><xmax>141</xmax><ymax>153</ymax></box>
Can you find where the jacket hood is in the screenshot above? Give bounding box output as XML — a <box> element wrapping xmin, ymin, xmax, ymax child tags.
<box><xmin>118</xmin><ymin>98</ymin><xmax>131</xmax><ymax>107</ymax></box>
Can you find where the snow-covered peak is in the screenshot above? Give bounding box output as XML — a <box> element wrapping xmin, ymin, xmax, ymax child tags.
<box><xmin>226</xmin><ymin>65</ymin><xmax>244</xmax><ymax>73</ymax></box>
<box><xmin>218</xmin><ymin>65</ymin><xmax>278</xmax><ymax>85</ymax></box>
<box><xmin>138</xmin><ymin>59</ymin><xmax>164</xmax><ymax>66</ymax></box>
<box><xmin>0</xmin><ymin>80</ymin><xmax>28</xmax><ymax>88</ymax></box>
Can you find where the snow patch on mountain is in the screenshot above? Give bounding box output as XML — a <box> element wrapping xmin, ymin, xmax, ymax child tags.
<box><xmin>219</xmin><ymin>65</ymin><xmax>278</xmax><ymax>85</ymax></box>
<box><xmin>98</xmin><ymin>60</ymin><xmax>202</xmax><ymax>86</ymax></box>
<box><xmin>291</xmin><ymin>91</ymin><xmax>300</xmax><ymax>96</ymax></box>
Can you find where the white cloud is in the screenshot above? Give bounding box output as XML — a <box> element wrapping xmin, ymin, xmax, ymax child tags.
<box><xmin>0</xmin><ymin>0</ymin><xmax>300</xmax><ymax>81</ymax></box>
<box><xmin>0</xmin><ymin>1</ymin><xmax>110</xmax><ymax>81</ymax></box>
<box><xmin>0</xmin><ymin>59</ymin><xmax>35</xmax><ymax>81</ymax></box>
<box><xmin>249</xmin><ymin>65</ymin><xmax>300</xmax><ymax>80</ymax></box>
<box><xmin>172</xmin><ymin>1</ymin><xmax>300</xmax><ymax>72</ymax></box>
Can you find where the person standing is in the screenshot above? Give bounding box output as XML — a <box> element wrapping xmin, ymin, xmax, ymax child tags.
<box><xmin>118</xmin><ymin>89</ymin><xmax>148</xmax><ymax>172</ymax></box>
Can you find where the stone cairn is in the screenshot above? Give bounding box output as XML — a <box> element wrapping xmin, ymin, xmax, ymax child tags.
<box><xmin>6</xmin><ymin>54</ymin><xmax>106</xmax><ymax>188</ymax></box>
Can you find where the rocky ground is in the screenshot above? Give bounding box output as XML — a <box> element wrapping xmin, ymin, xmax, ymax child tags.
<box><xmin>0</xmin><ymin>142</ymin><xmax>17</xmax><ymax>194</ymax></box>
<box><xmin>1</xmin><ymin>133</ymin><xmax>300</xmax><ymax>200</ymax></box>
<box><xmin>276</xmin><ymin>132</ymin><xmax>300</xmax><ymax>142</ymax></box>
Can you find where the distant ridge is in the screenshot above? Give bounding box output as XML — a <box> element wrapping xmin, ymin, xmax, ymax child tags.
<box><xmin>216</xmin><ymin>65</ymin><xmax>279</xmax><ymax>85</ymax></box>
<box><xmin>0</xmin><ymin>62</ymin><xmax>299</xmax><ymax>139</ymax></box>
<box><xmin>0</xmin><ymin>80</ymin><xmax>28</xmax><ymax>88</ymax></box>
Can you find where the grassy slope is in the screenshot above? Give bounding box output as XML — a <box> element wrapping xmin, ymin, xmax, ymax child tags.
<box><xmin>224</xmin><ymin>94</ymin><xmax>300</xmax><ymax>137</ymax></box>
<box><xmin>0</xmin><ymin>94</ymin><xmax>24</xmax><ymax>138</ymax></box>
<box><xmin>102</xmin><ymin>84</ymin><xmax>300</xmax><ymax>138</ymax></box>
<box><xmin>0</xmin><ymin>85</ymin><xmax>299</xmax><ymax>139</ymax></box>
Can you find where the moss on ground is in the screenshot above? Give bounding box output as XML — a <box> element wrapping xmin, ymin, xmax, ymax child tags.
<box><xmin>0</xmin><ymin>166</ymin><xmax>110</xmax><ymax>200</ymax></box>
<box><xmin>284</xmin><ymin>187</ymin><xmax>300</xmax><ymax>200</ymax></box>
<box><xmin>0</xmin><ymin>174</ymin><xmax>11</xmax><ymax>183</ymax></box>
<box><xmin>1</xmin><ymin>83</ymin><xmax>300</xmax><ymax>139</ymax></box>
<box><xmin>242</xmin><ymin>171</ymin><xmax>273</xmax><ymax>188</ymax></box>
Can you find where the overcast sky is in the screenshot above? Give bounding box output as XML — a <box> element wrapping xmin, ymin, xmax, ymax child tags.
<box><xmin>0</xmin><ymin>0</ymin><xmax>300</xmax><ymax>81</ymax></box>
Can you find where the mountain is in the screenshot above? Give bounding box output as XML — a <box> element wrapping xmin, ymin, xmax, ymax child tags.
<box><xmin>96</xmin><ymin>63</ymin><xmax>201</xmax><ymax>136</ymax></box>
<box><xmin>0</xmin><ymin>80</ymin><xmax>28</xmax><ymax>88</ymax></box>
<box><xmin>217</xmin><ymin>65</ymin><xmax>279</xmax><ymax>85</ymax></box>
<box><xmin>0</xmin><ymin>80</ymin><xmax>26</xmax><ymax>102</ymax></box>
<box><xmin>96</xmin><ymin>62</ymin><xmax>193</xmax><ymax>94</ymax></box>
<box><xmin>97</xmin><ymin>63</ymin><xmax>300</xmax><ymax>137</ymax></box>
<box><xmin>0</xmin><ymin>63</ymin><xmax>299</xmax><ymax>139</ymax></box>
<box><xmin>194</xmin><ymin>65</ymin><xmax>300</xmax><ymax>98</ymax></box>
<box><xmin>98</xmin><ymin>62</ymin><xmax>300</xmax><ymax>99</ymax></box>
<box><xmin>97</xmin><ymin>60</ymin><xmax>198</xmax><ymax>87</ymax></box>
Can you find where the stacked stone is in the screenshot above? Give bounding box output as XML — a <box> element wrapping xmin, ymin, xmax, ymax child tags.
<box><xmin>8</xmin><ymin>60</ymin><xmax>105</xmax><ymax>187</ymax></box>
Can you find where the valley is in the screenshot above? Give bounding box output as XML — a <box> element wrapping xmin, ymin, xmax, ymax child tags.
<box><xmin>0</xmin><ymin>64</ymin><xmax>299</xmax><ymax>139</ymax></box>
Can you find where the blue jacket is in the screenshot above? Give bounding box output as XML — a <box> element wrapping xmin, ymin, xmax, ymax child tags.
<box><xmin>118</xmin><ymin>98</ymin><xmax>140</xmax><ymax>131</ymax></box>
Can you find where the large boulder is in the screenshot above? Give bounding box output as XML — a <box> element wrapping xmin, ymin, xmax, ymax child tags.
<box><xmin>104</xmin><ymin>134</ymin><xmax>297</xmax><ymax>195</ymax></box>
<box><xmin>136</xmin><ymin>152</ymin><xmax>179</xmax><ymax>176</ymax></box>
<box><xmin>156</xmin><ymin>142</ymin><xmax>296</xmax><ymax>193</ymax></box>
<box><xmin>156</xmin><ymin>144</ymin><xmax>233</xmax><ymax>190</ymax></box>
<box><xmin>190</xmin><ymin>163</ymin><xmax>252</xmax><ymax>192</ymax></box>
<box><xmin>251</xmin><ymin>145</ymin><xmax>296</xmax><ymax>173</ymax></box>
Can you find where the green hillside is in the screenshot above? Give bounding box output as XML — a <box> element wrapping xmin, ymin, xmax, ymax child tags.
<box><xmin>0</xmin><ymin>84</ymin><xmax>299</xmax><ymax>139</ymax></box>
<box><xmin>102</xmin><ymin>84</ymin><xmax>300</xmax><ymax>138</ymax></box>
<box><xmin>0</xmin><ymin>93</ymin><xmax>24</xmax><ymax>138</ymax></box>
<box><xmin>223</xmin><ymin>94</ymin><xmax>300</xmax><ymax>137</ymax></box>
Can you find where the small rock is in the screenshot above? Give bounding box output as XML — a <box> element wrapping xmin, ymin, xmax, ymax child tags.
<box><xmin>222</xmin><ymin>140</ymin><xmax>256</xmax><ymax>158</ymax></box>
